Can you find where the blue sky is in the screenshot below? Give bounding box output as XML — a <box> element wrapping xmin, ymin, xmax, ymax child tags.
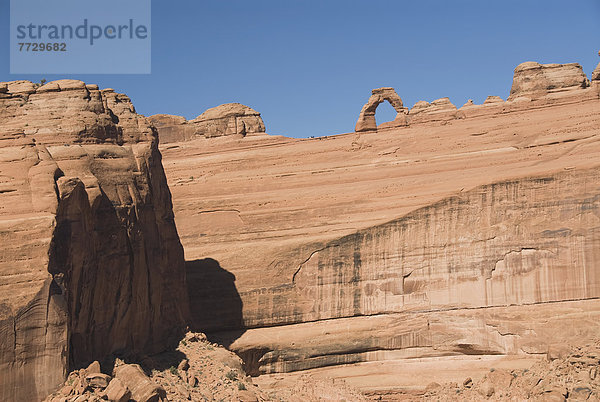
<box><xmin>1</xmin><ymin>1</ymin><xmax>599</xmax><ymax>138</ymax></box>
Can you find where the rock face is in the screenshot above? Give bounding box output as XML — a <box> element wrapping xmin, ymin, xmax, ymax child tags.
<box><xmin>149</xmin><ymin>103</ymin><xmax>266</xmax><ymax>144</ymax></box>
<box><xmin>147</xmin><ymin>114</ymin><xmax>195</xmax><ymax>143</ymax></box>
<box><xmin>355</xmin><ymin>87</ymin><xmax>408</xmax><ymax>132</ymax></box>
<box><xmin>160</xmin><ymin>60</ymin><xmax>600</xmax><ymax>395</ymax></box>
<box><xmin>508</xmin><ymin>61</ymin><xmax>590</xmax><ymax>100</ymax></box>
<box><xmin>0</xmin><ymin>80</ymin><xmax>188</xmax><ymax>402</ymax></box>
<box><xmin>277</xmin><ymin>168</ymin><xmax>600</xmax><ymax>324</ymax></box>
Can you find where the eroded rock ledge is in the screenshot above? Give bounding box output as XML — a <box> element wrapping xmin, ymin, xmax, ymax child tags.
<box><xmin>148</xmin><ymin>103</ymin><xmax>266</xmax><ymax>143</ymax></box>
<box><xmin>0</xmin><ymin>80</ymin><xmax>189</xmax><ymax>402</ymax></box>
<box><xmin>355</xmin><ymin>61</ymin><xmax>600</xmax><ymax>131</ymax></box>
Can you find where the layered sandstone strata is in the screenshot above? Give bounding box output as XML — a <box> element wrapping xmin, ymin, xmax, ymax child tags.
<box><xmin>161</xmin><ymin>60</ymin><xmax>600</xmax><ymax>394</ymax></box>
<box><xmin>508</xmin><ymin>61</ymin><xmax>590</xmax><ymax>101</ymax></box>
<box><xmin>147</xmin><ymin>114</ymin><xmax>195</xmax><ymax>143</ymax></box>
<box><xmin>0</xmin><ymin>80</ymin><xmax>188</xmax><ymax>402</ymax></box>
<box><xmin>148</xmin><ymin>103</ymin><xmax>266</xmax><ymax>143</ymax></box>
<box><xmin>408</xmin><ymin>97</ymin><xmax>457</xmax><ymax>123</ymax></box>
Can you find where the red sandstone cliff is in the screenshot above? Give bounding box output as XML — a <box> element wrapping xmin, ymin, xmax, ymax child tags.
<box><xmin>0</xmin><ymin>80</ymin><xmax>189</xmax><ymax>402</ymax></box>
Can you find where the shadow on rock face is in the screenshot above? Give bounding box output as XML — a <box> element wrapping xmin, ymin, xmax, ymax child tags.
<box><xmin>185</xmin><ymin>258</ymin><xmax>245</xmax><ymax>347</ymax></box>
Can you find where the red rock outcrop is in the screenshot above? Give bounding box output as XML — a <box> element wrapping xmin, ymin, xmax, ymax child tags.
<box><xmin>423</xmin><ymin>341</ymin><xmax>600</xmax><ymax>400</ymax></box>
<box><xmin>593</xmin><ymin>61</ymin><xmax>600</xmax><ymax>82</ymax></box>
<box><xmin>0</xmin><ymin>80</ymin><xmax>188</xmax><ymax>402</ymax></box>
<box><xmin>148</xmin><ymin>103</ymin><xmax>266</xmax><ymax>144</ymax></box>
<box><xmin>408</xmin><ymin>97</ymin><xmax>457</xmax><ymax>123</ymax></box>
<box><xmin>147</xmin><ymin>114</ymin><xmax>196</xmax><ymax>143</ymax></box>
<box><xmin>45</xmin><ymin>331</ymin><xmax>366</xmax><ymax>402</ymax></box>
<box><xmin>160</xmin><ymin>59</ymin><xmax>600</xmax><ymax>396</ymax></box>
<box><xmin>192</xmin><ymin>103</ymin><xmax>266</xmax><ymax>138</ymax></box>
<box><xmin>355</xmin><ymin>87</ymin><xmax>408</xmax><ymax>132</ymax></box>
<box><xmin>508</xmin><ymin>61</ymin><xmax>590</xmax><ymax>101</ymax></box>
<box><xmin>356</xmin><ymin>61</ymin><xmax>599</xmax><ymax>132</ymax></box>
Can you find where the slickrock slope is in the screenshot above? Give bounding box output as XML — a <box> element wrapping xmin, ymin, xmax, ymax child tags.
<box><xmin>0</xmin><ymin>80</ymin><xmax>188</xmax><ymax>401</ymax></box>
<box><xmin>148</xmin><ymin>102</ymin><xmax>266</xmax><ymax>143</ymax></box>
<box><xmin>160</xmin><ymin>61</ymin><xmax>600</xmax><ymax>395</ymax></box>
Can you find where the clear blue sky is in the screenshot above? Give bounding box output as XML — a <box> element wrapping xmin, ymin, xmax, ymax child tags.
<box><xmin>1</xmin><ymin>1</ymin><xmax>599</xmax><ymax>138</ymax></box>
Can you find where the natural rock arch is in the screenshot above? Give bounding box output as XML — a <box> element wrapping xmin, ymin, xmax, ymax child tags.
<box><xmin>355</xmin><ymin>87</ymin><xmax>408</xmax><ymax>132</ymax></box>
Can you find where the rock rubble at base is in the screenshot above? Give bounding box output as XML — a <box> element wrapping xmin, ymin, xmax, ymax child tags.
<box><xmin>44</xmin><ymin>332</ymin><xmax>365</xmax><ymax>402</ymax></box>
<box><xmin>421</xmin><ymin>340</ymin><xmax>600</xmax><ymax>401</ymax></box>
<box><xmin>45</xmin><ymin>361</ymin><xmax>161</xmax><ymax>402</ymax></box>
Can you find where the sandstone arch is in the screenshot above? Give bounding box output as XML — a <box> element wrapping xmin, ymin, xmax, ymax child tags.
<box><xmin>355</xmin><ymin>87</ymin><xmax>408</xmax><ymax>132</ymax></box>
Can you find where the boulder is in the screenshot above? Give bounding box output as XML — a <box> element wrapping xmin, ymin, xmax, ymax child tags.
<box><xmin>177</xmin><ymin>358</ymin><xmax>190</xmax><ymax>371</ymax></box>
<box><xmin>187</xmin><ymin>375</ymin><xmax>198</xmax><ymax>387</ymax></box>
<box><xmin>238</xmin><ymin>390</ymin><xmax>259</xmax><ymax>402</ymax></box>
<box><xmin>114</xmin><ymin>364</ymin><xmax>166</xmax><ymax>402</ymax></box>
<box><xmin>103</xmin><ymin>378</ymin><xmax>131</xmax><ymax>402</ymax></box>
<box><xmin>85</xmin><ymin>373</ymin><xmax>111</xmax><ymax>389</ymax></box>
<box><xmin>477</xmin><ymin>380</ymin><xmax>495</xmax><ymax>397</ymax></box>
<box><xmin>85</xmin><ymin>361</ymin><xmax>101</xmax><ymax>375</ymax></box>
<box><xmin>570</xmin><ymin>385</ymin><xmax>592</xmax><ymax>400</ymax></box>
